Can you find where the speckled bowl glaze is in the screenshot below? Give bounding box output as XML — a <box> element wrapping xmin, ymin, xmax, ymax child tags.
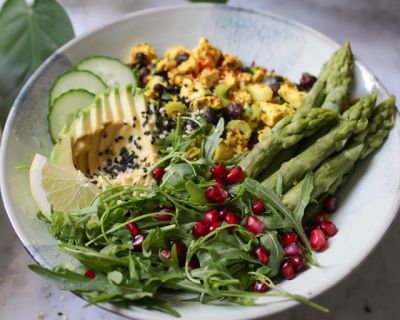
<box><xmin>1</xmin><ymin>4</ymin><xmax>399</xmax><ymax>320</ymax></box>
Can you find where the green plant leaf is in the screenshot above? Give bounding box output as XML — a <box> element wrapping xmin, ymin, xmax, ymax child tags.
<box><xmin>293</xmin><ymin>172</ymin><xmax>314</xmax><ymax>224</ymax></box>
<box><xmin>259</xmin><ymin>231</ymin><xmax>284</xmax><ymax>277</ymax></box>
<box><xmin>0</xmin><ymin>0</ymin><xmax>74</xmax><ymax>101</ymax></box>
<box><xmin>204</xmin><ymin>118</ymin><xmax>224</xmax><ymax>160</ymax></box>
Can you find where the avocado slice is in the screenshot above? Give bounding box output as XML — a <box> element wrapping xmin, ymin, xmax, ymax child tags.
<box><xmin>52</xmin><ymin>85</ymin><xmax>158</xmax><ymax>184</ymax></box>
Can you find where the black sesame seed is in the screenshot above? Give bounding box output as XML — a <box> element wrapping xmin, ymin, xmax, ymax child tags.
<box><xmin>98</xmin><ymin>152</ymin><xmax>103</xmax><ymax>156</ymax></box>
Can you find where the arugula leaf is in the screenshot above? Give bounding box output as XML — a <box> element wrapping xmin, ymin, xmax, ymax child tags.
<box><xmin>293</xmin><ymin>172</ymin><xmax>314</xmax><ymax>224</ymax></box>
<box><xmin>185</xmin><ymin>181</ymin><xmax>207</xmax><ymax>204</ymax></box>
<box><xmin>204</xmin><ymin>118</ymin><xmax>224</xmax><ymax>160</ymax></box>
<box><xmin>162</xmin><ymin>163</ymin><xmax>194</xmax><ymax>188</ymax></box>
<box><xmin>0</xmin><ymin>0</ymin><xmax>74</xmax><ymax>119</ymax></box>
<box><xmin>259</xmin><ymin>231</ymin><xmax>284</xmax><ymax>277</ymax></box>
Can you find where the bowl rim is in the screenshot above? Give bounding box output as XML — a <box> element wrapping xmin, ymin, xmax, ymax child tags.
<box><xmin>1</xmin><ymin>3</ymin><xmax>398</xmax><ymax>320</ymax></box>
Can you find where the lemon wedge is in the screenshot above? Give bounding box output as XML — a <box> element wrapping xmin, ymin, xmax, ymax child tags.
<box><xmin>29</xmin><ymin>153</ymin><xmax>98</xmax><ymax>219</ymax></box>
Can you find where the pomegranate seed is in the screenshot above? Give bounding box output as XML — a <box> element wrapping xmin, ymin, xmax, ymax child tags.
<box><xmin>224</xmin><ymin>211</ymin><xmax>240</xmax><ymax>225</ymax></box>
<box><xmin>319</xmin><ymin>221</ymin><xmax>338</xmax><ymax>237</ymax></box>
<box><xmin>156</xmin><ymin>207</ymin><xmax>174</xmax><ymax>222</ymax></box>
<box><xmin>224</xmin><ymin>211</ymin><xmax>240</xmax><ymax>232</ymax></box>
<box><xmin>245</xmin><ymin>215</ymin><xmax>265</xmax><ymax>235</ymax></box>
<box><xmin>281</xmin><ymin>260</ymin><xmax>295</xmax><ymax>280</ymax></box>
<box><xmin>170</xmin><ymin>240</ymin><xmax>186</xmax><ymax>266</ymax></box>
<box><xmin>254</xmin><ymin>245</ymin><xmax>269</xmax><ymax>264</ymax></box>
<box><xmin>152</xmin><ymin>167</ymin><xmax>165</xmax><ymax>182</ymax></box>
<box><xmin>84</xmin><ymin>270</ymin><xmax>96</xmax><ymax>279</ymax></box>
<box><xmin>282</xmin><ymin>232</ymin><xmax>298</xmax><ymax>246</ymax></box>
<box><xmin>208</xmin><ymin>220</ymin><xmax>222</xmax><ymax>233</ymax></box>
<box><xmin>252</xmin><ymin>280</ymin><xmax>269</xmax><ymax>293</ymax></box>
<box><xmin>211</xmin><ymin>162</ymin><xmax>229</xmax><ymax>180</ymax></box>
<box><xmin>284</xmin><ymin>242</ymin><xmax>302</xmax><ymax>257</ymax></box>
<box><xmin>204</xmin><ymin>208</ymin><xmax>221</xmax><ymax>224</ymax></box>
<box><xmin>252</xmin><ymin>199</ymin><xmax>266</xmax><ymax>215</ymax></box>
<box><xmin>127</xmin><ymin>223</ymin><xmax>140</xmax><ymax>236</ymax></box>
<box><xmin>315</xmin><ymin>212</ymin><xmax>326</xmax><ymax>224</ymax></box>
<box><xmin>218</xmin><ymin>207</ymin><xmax>229</xmax><ymax>219</ymax></box>
<box><xmin>205</xmin><ymin>186</ymin><xmax>228</xmax><ymax>203</ymax></box>
<box><xmin>310</xmin><ymin>228</ymin><xmax>327</xmax><ymax>251</ymax></box>
<box><xmin>188</xmin><ymin>256</ymin><xmax>200</xmax><ymax>270</ymax></box>
<box><xmin>323</xmin><ymin>195</ymin><xmax>338</xmax><ymax>213</ymax></box>
<box><xmin>226</xmin><ymin>166</ymin><xmax>245</xmax><ymax>184</ymax></box>
<box><xmin>161</xmin><ymin>248</ymin><xmax>171</xmax><ymax>259</ymax></box>
<box><xmin>193</xmin><ymin>220</ymin><xmax>208</xmax><ymax>238</ymax></box>
<box><xmin>133</xmin><ymin>234</ymin><xmax>144</xmax><ymax>252</ymax></box>
<box><xmin>304</xmin><ymin>223</ymin><xmax>316</xmax><ymax>237</ymax></box>
<box><xmin>289</xmin><ymin>255</ymin><xmax>304</xmax><ymax>272</ymax></box>
<box><xmin>214</xmin><ymin>179</ymin><xmax>225</xmax><ymax>188</ymax></box>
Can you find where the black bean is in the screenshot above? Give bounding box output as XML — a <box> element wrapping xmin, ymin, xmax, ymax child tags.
<box><xmin>135</xmin><ymin>52</ymin><xmax>147</xmax><ymax>65</ymax></box>
<box><xmin>204</xmin><ymin>108</ymin><xmax>228</xmax><ymax>125</ymax></box>
<box><xmin>154</xmin><ymin>71</ymin><xmax>168</xmax><ymax>79</ymax></box>
<box><xmin>139</xmin><ymin>66</ymin><xmax>148</xmax><ymax>78</ymax></box>
<box><xmin>175</xmin><ymin>52</ymin><xmax>189</xmax><ymax>65</ymax></box>
<box><xmin>167</xmin><ymin>84</ymin><xmax>180</xmax><ymax>94</ymax></box>
<box><xmin>298</xmin><ymin>73</ymin><xmax>317</xmax><ymax>92</ymax></box>
<box><xmin>153</xmin><ymin>83</ymin><xmax>165</xmax><ymax>95</ymax></box>
<box><xmin>226</xmin><ymin>103</ymin><xmax>243</xmax><ymax>119</ymax></box>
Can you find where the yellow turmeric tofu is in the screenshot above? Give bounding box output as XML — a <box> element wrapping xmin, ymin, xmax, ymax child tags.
<box><xmin>130</xmin><ymin>43</ymin><xmax>157</xmax><ymax>64</ymax></box>
<box><xmin>259</xmin><ymin>102</ymin><xmax>293</xmax><ymax>127</ymax></box>
<box><xmin>278</xmin><ymin>82</ymin><xmax>306</xmax><ymax>109</ymax></box>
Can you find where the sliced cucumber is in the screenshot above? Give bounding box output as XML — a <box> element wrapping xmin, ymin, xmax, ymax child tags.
<box><xmin>49</xmin><ymin>70</ymin><xmax>106</xmax><ymax>105</ymax></box>
<box><xmin>48</xmin><ymin>89</ymin><xmax>94</xmax><ymax>142</ymax></box>
<box><xmin>76</xmin><ymin>56</ymin><xmax>136</xmax><ymax>89</ymax></box>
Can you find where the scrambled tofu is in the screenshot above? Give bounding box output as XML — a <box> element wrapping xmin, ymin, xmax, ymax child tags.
<box><xmin>259</xmin><ymin>102</ymin><xmax>293</xmax><ymax>127</ymax></box>
<box><xmin>278</xmin><ymin>82</ymin><xmax>306</xmax><ymax>109</ymax></box>
<box><xmin>129</xmin><ymin>37</ymin><xmax>313</xmax><ymax>161</ymax></box>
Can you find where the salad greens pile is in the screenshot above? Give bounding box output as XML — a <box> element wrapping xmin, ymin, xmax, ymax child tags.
<box><xmin>30</xmin><ymin>117</ymin><xmax>327</xmax><ymax>316</ymax></box>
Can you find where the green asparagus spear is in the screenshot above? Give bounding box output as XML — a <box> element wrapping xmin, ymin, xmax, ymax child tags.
<box><xmin>282</xmin><ymin>96</ymin><xmax>396</xmax><ymax>210</ymax></box>
<box><xmin>283</xmin><ymin>143</ymin><xmax>363</xmax><ymax>210</ymax></box>
<box><xmin>299</xmin><ymin>43</ymin><xmax>353</xmax><ymax>113</ymax></box>
<box><xmin>262</xmin><ymin>93</ymin><xmax>377</xmax><ymax>192</ymax></box>
<box><xmin>239</xmin><ymin>108</ymin><xmax>338</xmax><ymax>178</ymax></box>
<box><xmin>320</xmin><ymin>43</ymin><xmax>353</xmax><ymax>112</ymax></box>
<box><xmin>361</xmin><ymin>95</ymin><xmax>396</xmax><ymax>158</ymax></box>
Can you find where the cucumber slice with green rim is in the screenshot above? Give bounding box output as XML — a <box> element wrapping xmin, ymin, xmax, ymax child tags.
<box><xmin>49</xmin><ymin>70</ymin><xmax>106</xmax><ymax>105</ymax></box>
<box><xmin>48</xmin><ymin>89</ymin><xmax>95</xmax><ymax>142</ymax></box>
<box><xmin>76</xmin><ymin>56</ymin><xmax>136</xmax><ymax>89</ymax></box>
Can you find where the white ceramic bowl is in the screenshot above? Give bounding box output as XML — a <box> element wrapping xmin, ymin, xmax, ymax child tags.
<box><xmin>1</xmin><ymin>4</ymin><xmax>399</xmax><ymax>320</ymax></box>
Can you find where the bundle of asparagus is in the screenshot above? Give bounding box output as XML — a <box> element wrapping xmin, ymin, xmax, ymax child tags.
<box><xmin>240</xmin><ymin>43</ymin><xmax>354</xmax><ymax>179</ymax></box>
<box><xmin>239</xmin><ymin>42</ymin><xmax>396</xmax><ymax>214</ymax></box>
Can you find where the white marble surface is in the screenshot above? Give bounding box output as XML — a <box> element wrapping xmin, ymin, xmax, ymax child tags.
<box><xmin>1</xmin><ymin>0</ymin><xmax>400</xmax><ymax>319</ymax></box>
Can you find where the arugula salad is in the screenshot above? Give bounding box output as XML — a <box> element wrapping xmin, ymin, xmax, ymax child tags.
<box><xmin>28</xmin><ymin>38</ymin><xmax>396</xmax><ymax>317</ymax></box>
